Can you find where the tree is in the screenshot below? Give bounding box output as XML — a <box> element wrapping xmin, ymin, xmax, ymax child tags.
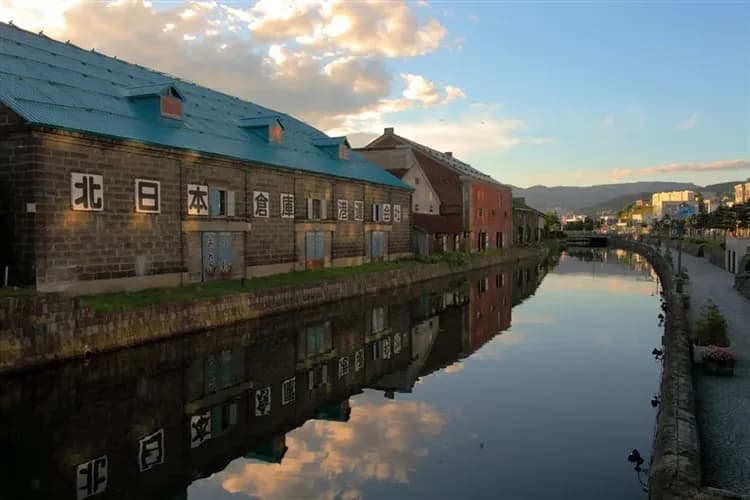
<box><xmin>696</xmin><ymin>192</ymin><xmax>706</xmax><ymax>215</ymax></box>
<box><xmin>543</xmin><ymin>211</ymin><xmax>560</xmax><ymax>231</ymax></box>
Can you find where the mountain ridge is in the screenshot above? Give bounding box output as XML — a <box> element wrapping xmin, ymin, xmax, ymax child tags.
<box><xmin>512</xmin><ymin>180</ymin><xmax>741</xmax><ymax>213</ymax></box>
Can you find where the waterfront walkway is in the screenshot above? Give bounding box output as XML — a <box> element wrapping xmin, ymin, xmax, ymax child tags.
<box><xmin>680</xmin><ymin>251</ymin><xmax>750</xmax><ymax>495</ymax></box>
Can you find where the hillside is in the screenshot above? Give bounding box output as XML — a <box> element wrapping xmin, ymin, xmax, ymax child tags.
<box><xmin>579</xmin><ymin>192</ymin><xmax>655</xmax><ymax>217</ymax></box>
<box><xmin>513</xmin><ymin>180</ymin><xmax>743</xmax><ymax>214</ymax></box>
<box><xmin>511</xmin><ymin>182</ymin><xmax>697</xmax><ymax>213</ymax></box>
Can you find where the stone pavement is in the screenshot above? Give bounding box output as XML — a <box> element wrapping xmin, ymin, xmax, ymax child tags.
<box><xmin>680</xmin><ymin>250</ymin><xmax>750</xmax><ymax>496</ymax></box>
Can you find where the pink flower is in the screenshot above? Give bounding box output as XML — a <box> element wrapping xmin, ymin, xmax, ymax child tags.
<box><xmin>703</xmin><ymin>345</ymin><xmax>736</xmax><ymax>363</ymax></box>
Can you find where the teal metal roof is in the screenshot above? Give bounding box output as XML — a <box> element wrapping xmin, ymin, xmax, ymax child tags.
<box><xmin>0</xmin><ymin>23</ymin><xmax>411</xmax><ymax>190</ymax></box>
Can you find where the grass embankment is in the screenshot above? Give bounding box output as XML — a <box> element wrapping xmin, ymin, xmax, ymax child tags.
<box><xmin>80</xmin><ymin>252</ymin><xmax>488</xmax><ymax>312</ymax></box>
<box><xmin>0</xmin><ymin>287</ymin><xmax>36</xmax><ymax>298</ymax></box>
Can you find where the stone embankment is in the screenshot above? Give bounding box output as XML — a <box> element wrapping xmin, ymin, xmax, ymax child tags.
<box><xmin>612</xmin><ymin>238</ymin><xmax>745</xmax><ymax>500</ymax></box>
<box><xmin>0</xmin><ymin>247</ymin><xmax>546</xmax><ymax>374</ymax></box>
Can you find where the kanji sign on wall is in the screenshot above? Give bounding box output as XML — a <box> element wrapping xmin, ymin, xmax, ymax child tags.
<box><xmin>76</xmin><ymin>455</ymin><xmax>108</xmax><ymax>499</ymax></box>
<box><xmin>71</xmin><ymin>172</ymin><xmax>103</xmax><ymax>211</ymax></box>
<box><xmin>138</xmin><ymin>429</ymin><xmax>165</xmax><ymax>472</ymax></box>
<box><xmin>393</xmin><ymin>204</ymin><xmax>401</xmax><ymax>223</ymax></box>
<box><xmin>255</xmin><ymin>386</ymin><xmax>271</xmax><ymax>416</ymax></box>
<box><xmin>187</xmin><ymin>184</ymin><xmax>209</xmax><ymax>216</ymax></box>
<box><xmin>190</xmin><ymin>411</ymin><xmax>211</xmax><ymax>448</ymax></box>
<box><xmin>337</xmin><ymin>199</ymin><xmax>348</xmax><ymax>220</ymax></box>
<box><xmin>280</xmin><ymin>193</ymin><xmax>295</xmax><ymax>218</ymax></box>
<box><xmin>135</xmin><ymin>179</ymin><xmax>160</xmax><ymax>214</ymax></box>
<box><xmin>254</xmin><ymin>191</ymin><xmax>270</xmax><ymax>218</ymax></box>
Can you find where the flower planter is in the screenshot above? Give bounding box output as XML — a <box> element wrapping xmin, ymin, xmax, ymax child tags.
<box><xmin>703</xmin><ymin>359</ymin><xmax>734</xmax><ymax>376</ymax></box>
<box><xmin>692</xmin><ymin>344</ymin><xmax>706</xmax><ymax>364</ymax></box>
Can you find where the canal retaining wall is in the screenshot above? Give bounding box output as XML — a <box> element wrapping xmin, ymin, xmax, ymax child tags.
<box><xmin>611</xmin><ymin>238</ymin><xmax>708</xmax><ymax>499</ymax></box>
<box><xmin>653</xmin><ymin>237</ymin><xmax>726</xmax><ymax>271</ymax></box>
<box><xmin>0</xmin><ymin>247</ymin><xmax>547</xmax><ymax>374</ymax></box>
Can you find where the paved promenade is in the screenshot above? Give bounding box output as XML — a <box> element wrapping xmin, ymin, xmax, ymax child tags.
<box><xmin>680</xmin><ymin>251</ymin><xmax>750</xmax><ymax>496</ymax></box>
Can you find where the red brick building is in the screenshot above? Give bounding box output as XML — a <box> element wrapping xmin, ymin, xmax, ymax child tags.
<box><xmin>359</xmin><ymin>128</ymin><xmax>512</xmax><ymax>253</ymax></box>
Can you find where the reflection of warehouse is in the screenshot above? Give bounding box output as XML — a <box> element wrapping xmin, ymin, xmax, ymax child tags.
<box><xmin>0</xmin><ymin>23</ymin><xmax>412</xmax><ymax>293</ymax></box>
<box><xmin>0</xmin><ymin>261</ymin><xmax>549</xmax><ymax>499</ymax></box>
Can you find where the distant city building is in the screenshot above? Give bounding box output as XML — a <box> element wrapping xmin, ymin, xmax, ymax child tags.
<box><xmin>631</xmin><ymin>213</ymin><xmax>654</xmax><ymax>226</ymax></box>
<box><xmin>561</xmin><ymin>214</ymin><xmax>586</xmax><ymax>226</ymax></box>
<box><xmin>735</xmin><ymin>179</ymin><xmax>750</xmax><ymax>205</ymax></box>
<box><xmin>651</xmin><ymin>190</ymin><xmax>698</xmax><ymax>219</ymax></box>
<box><xmin>599</xmin><ymin>215</ymin><xmax>616</xmax><ymax>226</ymax></box>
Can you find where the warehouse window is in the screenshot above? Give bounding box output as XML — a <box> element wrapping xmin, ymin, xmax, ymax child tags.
<box><xmin>160</xmin><ymin>88</ymin><xmax>183</xmax><ymax>120</ymax></box>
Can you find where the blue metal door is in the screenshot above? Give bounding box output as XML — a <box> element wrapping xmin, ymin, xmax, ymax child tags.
<box><xmin>202</xmin><ymin>232</ymin><xmax>217</xmax><ymax>281</ymax></box>
<box><xmin>202</xmin><ymin>232</ymin><xmax>233</xmax><ymax>281</ymax></box>
<box><xmin>371</xmin><ymin>231</ymin><xmax>387</xmax><ymax>261</ymax></box>
<box><xmin>306</xmin><ymin>231</ymin><xmax>325</xmax><ymax>269</ymax></box>
<box><xmin>218</xmin><ymin>232</ymin><xmax>233</xmax><ymax>279</ymax></box>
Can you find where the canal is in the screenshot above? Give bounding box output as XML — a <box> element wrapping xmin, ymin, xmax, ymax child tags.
<box><xmin>0</xmin><ymin>248</ymin><xmax>663</xmax><ymax>500</ymax></box>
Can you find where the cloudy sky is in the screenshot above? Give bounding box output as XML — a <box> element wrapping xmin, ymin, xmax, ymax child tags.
<box><xmin>1</xmin><ymin>0</ymin><xmax>748</xmax><ymax>187</ymax></box>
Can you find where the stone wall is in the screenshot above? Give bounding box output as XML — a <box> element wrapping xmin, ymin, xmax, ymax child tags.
<box><xmin>609</xmin><ymin>238</ymin><xmax>702</xmax><ymax>500</ymax></box>
<box><xmin>0</xmin><ymin>246</ymin><xmax>546</xmax><ymax>374</ymax></box>
<box><xmin>3</xmin><ymin>128</ymin><xmax>413</xmax><ymax>292</ymax></box>
<box><xmin>0</xmin><ymin>104</ymin><xmax>36</xmax><ymax>285</ymax></box>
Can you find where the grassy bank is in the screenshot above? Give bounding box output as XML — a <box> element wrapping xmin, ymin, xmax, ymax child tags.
<box><xmin>81</xmin><ymin>252</ymin><xmax>484</xmax><ymax>311</ymax></box>
<box><xmin>80</xmin><ymin>247</ymin><xmax>547</xmax><ymax>312</ymax></box>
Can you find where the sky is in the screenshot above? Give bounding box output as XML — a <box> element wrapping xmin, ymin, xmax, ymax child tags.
<box><xmin>0</xmin><ymin>0</ymin><xmax>748</xmax><ymax>188</ymax></box>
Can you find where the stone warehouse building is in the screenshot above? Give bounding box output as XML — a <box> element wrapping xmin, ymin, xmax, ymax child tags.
<box><xmin>512</xmin><ymin>197</ymin><xmax>545</xmax><ymax>246</ymax></box>
<box><xmin>0</xmin><ymin>23</ymin><xmax>412</xmax><ymax>294</ymax></box>
<box><xmin>358</xmin><ymin>128</ymin><xmax>512</xmax><ymax>254</ymax></box>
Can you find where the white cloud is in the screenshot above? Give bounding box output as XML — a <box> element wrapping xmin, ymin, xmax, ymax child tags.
<box><xmin>400</xmin><ymin>74</ymin><xmax>465</xmax><ymax>107</ymax></box>
<box><xmin>228</xmin><ymin>0</ymin><xmax>447</xmax><ymax>57</ymax></box>
<box><xmin>445</xmin><ymin>85</ymin><xmax>466</xmax><ymax>101</ymax></box>
<box><xmin>676</xmin><ymin>113</ymin><xmax>698</xmax><ymax>130</ymax></box>
<box><xmin>335</xmin><ymin>102</ymin><xmax>554</xmax><ymax>156</ymax></box>
<box><xmin>1</xmin><ymin>0</ymin><xmax>458</xmax><ymax>132</ymax></box>
<box><xmin>610</xmin><ymin>158</ymin><xmax>749</xmax><ymax>181</ymax></box>
<box><xmin>600</xmin><ymin>115</ymin><xmax>615</xmax><ymax>129</ymax></box>
<box><xmin>0</xmin><ymin>0</ymin><xmax>82</xmax><ymax>32</ymax></box>
<box><xmin>401</xmin><ymin>73</ymin><xmax>441</xmax><ymax>106</ymax></box>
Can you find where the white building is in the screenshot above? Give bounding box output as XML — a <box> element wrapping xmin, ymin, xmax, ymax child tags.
<box><xmin>651</xmin><ymin>190</ymin><xmax>698</xmax><ymax>219</ymax></box>
<box><xmin>726</xmin><ymin>231</ymin><xmax>750</xmax><ymax>274</ymax></box>
<box><xmin>735</xmin><ymin>179</ymin><xmax>750</xmax><ymax>205</ymax></box>
<box><xmin>358</xmin><ymin>146</ymin><xmax>440</xmax><ymax>215</ymax></box>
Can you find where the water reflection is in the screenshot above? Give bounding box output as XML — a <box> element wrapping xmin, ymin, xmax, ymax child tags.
<box><xmin>0</xmin><ymin>250</ymin><xmax>661</xmax><ymax>500</ymax></box>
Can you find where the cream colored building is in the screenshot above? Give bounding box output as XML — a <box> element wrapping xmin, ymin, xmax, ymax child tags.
<box><xmin>735</xmin><ymin>179</ymin><xmax>750</xmax><ymax>205</ymax></box>
<box><xmin>358</xmin><ymin>146</ymin><xmax>441</xmax><ymax>215</ymax></box>
<box><xmin>652</xmin><ymin>190</ymin><xmax>697</xmax><ymax>218</ymax></box>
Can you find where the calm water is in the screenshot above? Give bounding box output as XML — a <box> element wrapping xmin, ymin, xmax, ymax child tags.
<box><xmin>0</xmin><ymin>249</ymin><xmax>662</xmax><ymax>500</ymax></box>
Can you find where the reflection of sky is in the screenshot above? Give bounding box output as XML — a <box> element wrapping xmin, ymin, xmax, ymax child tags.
<box><xmin>190</xmin><ymin>255</ymin><xmax>660</xmax><ymax>499</ymax></box>
<box><xmin>190</xmin><ymin>398</ymin><xmax>446</xmax><ymax>500</ymax></box>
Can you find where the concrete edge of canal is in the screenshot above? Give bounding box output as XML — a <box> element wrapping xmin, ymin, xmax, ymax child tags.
<box><xmin>0</xmin><ymin>246</ymin><xmax>549</xmax><ymax>375</ymax></box>
<box><xmin>612</xmin><ymin>238</ymin><xmax>746</xmax><ymax>500</ymax></box>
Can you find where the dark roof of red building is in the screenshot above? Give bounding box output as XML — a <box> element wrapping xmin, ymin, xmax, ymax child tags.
<box><xmin>362</xmin><ymin>129</ymin><xmax>505</xmax><ymax>186</ymax></box>
<box><xmin>386</xmin><ymin>168</ymin><xmax>409</xmax><ymax>179</ymax></box>
<box><xmin>413</xmin><ymin>213</ymin><xmax>463</xmax><ymax>234</ymax></box>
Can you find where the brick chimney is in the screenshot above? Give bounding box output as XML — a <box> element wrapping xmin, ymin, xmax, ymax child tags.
<box><xmin>384</xmin><ymin>127</ymin><xmax>394</xmax><ymax>135</ymax></box>
<box><xmin>444</xmin><ymin>151</ymin><xmax>453</xmax><ymax>157</ymax></box>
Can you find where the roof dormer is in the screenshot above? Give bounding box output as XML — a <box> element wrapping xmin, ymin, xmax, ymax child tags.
<box><xmin>313</xmin><ymin>136</ymin><xmax>350</xmax><ymax>160</ymax></box>
<box><xmin>239</xmin><ymin>115</ymin><xmax>284</xmax><ymax>144</ymax></box>
<box><xmin>125</xmin><ymin>82</ymin><xmax>185</xmax><ymax>120</ymax></box>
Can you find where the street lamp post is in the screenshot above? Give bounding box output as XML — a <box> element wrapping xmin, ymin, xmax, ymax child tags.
<box><xmin>677</xmin><ymin>220</ymin><xmax>684</xmax><ymax>278</ymax></box>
